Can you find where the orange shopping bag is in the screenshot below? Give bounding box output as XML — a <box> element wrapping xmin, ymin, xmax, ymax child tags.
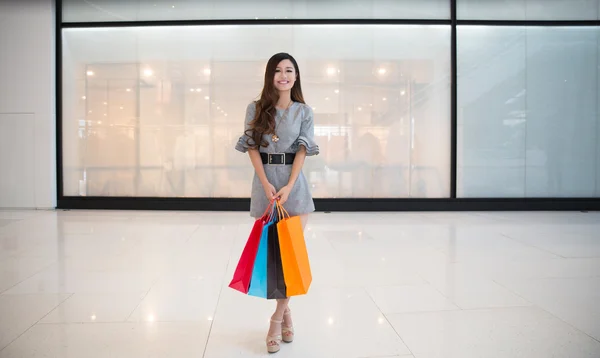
<box><xmin>275</xmin><ymin>201</ymin><xmax>312</xmax><ymax>296</ymax></box>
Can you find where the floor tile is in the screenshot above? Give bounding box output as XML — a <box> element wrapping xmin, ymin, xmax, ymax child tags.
<box><xmin>367</xmin><ymin>284</ymin><xmax>459</xmax><ymax>314</ymax></box>
<box><xmin>0</xmin><ymin>293</ymin><xmax>71</xmax><ymax>350</ymax></box>
<box><xmin>388</xmin><ymin>307</ymin><xmax>600</xmax><ymax>358</ymax></box>
<box><xmin>3</xmin><ymin>270</ymin><xmax>155</xmax><ymax>295</ymax></box>
<box><xmin>1</xmin><ymin>210</ymin><xmax>598</xmax><ymax>357</ymax></box>
<box><xmin>502</xmin><ymin>229</ymin><xmax>600</xmax><ymax>258</ymax></box>
<box><xmin>127</xmin><ymin>274</ymin><xmax>222</xmax><ymax>323</ymax></box>
<box><xmin>203</xmin><ymin>287</ymin><xmax>411</xmax><ymax>358</ymax></box>
<box><xmin>416</xmin><ymin>263</ymin><xmax>531</xmax><ymax>309</ymax></box>
<box><xmin>40</xmin><ymin>292</ymin><xmax>146</xmax><ymax>323</ymax></box>
<box><xmin>497</xmin><ymin>276</ymin><xmax>600</xmax><ymax>341</ymax></box>
<box><xmin>0</xmin><ymin>322</ymin><xmax>210</xmax><ymax>358</ymax></box>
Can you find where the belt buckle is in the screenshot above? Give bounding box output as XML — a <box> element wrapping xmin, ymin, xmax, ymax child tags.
<box><xmin>268</xmin><ymin>153</ymin><xmax>285</xmax><ymax>165</ymax></box>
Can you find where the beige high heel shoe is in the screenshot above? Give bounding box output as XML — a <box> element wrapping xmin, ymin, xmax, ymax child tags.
<box><xmin>282</xmin><ymin>310</ymin><xmax>294</xmax><ymax>343</ymax></box>
<box><xmin>266</xmin><ymin>319</ymin><xmax>283</xmax><ymax>354</ymax></box>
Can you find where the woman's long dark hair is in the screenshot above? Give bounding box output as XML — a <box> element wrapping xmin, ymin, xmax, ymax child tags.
<box><xmin>246</xmin><ymin>52</ymin><xmax>306</xmax><ymax>148</ymax></box>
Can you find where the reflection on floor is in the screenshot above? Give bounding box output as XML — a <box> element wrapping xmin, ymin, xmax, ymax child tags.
<box><xmin>0</xmin><ymin>209</ymin><xmax>599</xmax><ymax>358</ymax></box>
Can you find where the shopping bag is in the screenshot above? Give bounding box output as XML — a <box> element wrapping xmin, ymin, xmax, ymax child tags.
<box><xmin>228</xmin><ymin>219</ymin><xmax>265</xmax><ymax>293</ymax></box>
<box><xmin>276</xmin><ymin>201</ymin><xmax>312</xmax><ymax>296</ymax></box>
<box><xmin>230</xmin><ymin>201</ymin><xmax>275</xmax><ymax>295</ymax></box>
<box><xmin>247</xmin><ymin>214</ymin><xmax>276</xmax><ymax>298</ymax></box>
<box><xmin>247</xmin><ymin>221</ymin><xmax>270</xmax><ymax>298</ymax></box>
<box><xmin>266</xmin><ymin>218</ymin><xmax>287</xmax><ymax>299</ymax></box>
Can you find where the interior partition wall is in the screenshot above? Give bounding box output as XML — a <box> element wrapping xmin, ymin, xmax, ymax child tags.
<box><xmin>57</xmin><ymin>0</ymin><xmax>600</xmax><ymax>211</ymax></box>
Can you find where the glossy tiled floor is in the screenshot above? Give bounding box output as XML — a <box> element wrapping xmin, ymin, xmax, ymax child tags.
<box><xmin>0</xmin><ymin>209</ymin><xmax>599</xmax><ymax>358</ymax></box>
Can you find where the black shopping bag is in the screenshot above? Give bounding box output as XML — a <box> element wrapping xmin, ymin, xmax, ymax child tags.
<box><xmin>267</xmin><ymin>219</ymin><xmax>287</xmax><ymax>299</ymax></box>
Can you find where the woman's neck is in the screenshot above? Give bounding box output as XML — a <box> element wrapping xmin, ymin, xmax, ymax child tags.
<box><xmin>276</xmin><ymin>91</ymin><xmax>292</xmax><ymax>109</ymax></box>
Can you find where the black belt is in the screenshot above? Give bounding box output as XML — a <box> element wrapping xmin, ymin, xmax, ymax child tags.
<box><xmin>260</xmin><ymin>152</ymin><xmax>295</xmax><ymax>165</ymax></box>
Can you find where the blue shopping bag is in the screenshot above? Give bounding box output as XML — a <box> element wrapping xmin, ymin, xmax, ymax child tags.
<box><xmin>248</xmin><ymin>213</ymin><xmax>276</xmax><ymax>298</ymax></box>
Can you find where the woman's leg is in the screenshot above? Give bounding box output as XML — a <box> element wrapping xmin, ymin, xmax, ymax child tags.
<box><xmin>281</xmin><ymin>214</ymin><xmax>308</xmax><ymax>332</ymax></box>
<box><xmin>300</xmin><ymin>214</ymin><xmax>309</xmax><ymax>230</ymax></box>
<box><xmin>267</xmin><ymin>214</ymin><xmax>309</xmax><ymax>346</ymax></box>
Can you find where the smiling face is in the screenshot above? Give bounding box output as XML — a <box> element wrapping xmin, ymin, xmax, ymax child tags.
<box><xmin>273</xmin><ymin>59</ymin><xmax>297</xmax><ymax>92</ymax></box>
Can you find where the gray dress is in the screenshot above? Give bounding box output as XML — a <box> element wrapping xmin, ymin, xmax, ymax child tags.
<box><xmin>235</xmin><ymin>101</ymin><xmax>319</xmax><ymax>218</ymax></box>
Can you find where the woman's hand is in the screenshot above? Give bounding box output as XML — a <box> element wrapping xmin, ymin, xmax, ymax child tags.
<box><xmin>276</xmin><ymin>185</ymin><xmax>292</xmax><ymax>205</ymax></box>
<box><xmin>263</xmin><ymin>182</ymin><xmax>277</xmax><ymax>201</ymax></box>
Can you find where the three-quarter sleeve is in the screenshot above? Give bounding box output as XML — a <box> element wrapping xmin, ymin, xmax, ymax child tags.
<box><xmin>235</xmin><ymin>102</ymin><xmax>257</xmax><ymax>153</ymax></box>
<box><xmin>295</xmin><ymin>105</ymin><xmax>319</xmax><ymax>156</ymax></box>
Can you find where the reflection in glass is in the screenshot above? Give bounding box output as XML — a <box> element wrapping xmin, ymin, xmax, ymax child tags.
<box><xmin>457</xmin><ymin>26</ymin><xmax>600</xmax><ymax>198</ymax></box>
<box><xmin>62</xmin><ymin>25</ymin><xmax>451</xmax><ymax>198</ymax></box>
<box><xmin>61</xmin><ymin>0</ymin><xmax>450</xmax><ymax>23</ymax></box>
<box><xmin>457</xmin><ymin>0</ymin><xmax>599</xmax><ymax>20</ymax></box>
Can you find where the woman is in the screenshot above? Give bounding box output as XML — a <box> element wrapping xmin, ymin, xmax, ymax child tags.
<box><xmin>235</xmin><ymin>52</ymin><xmax>319</xmax><ymax>353</ymax></box>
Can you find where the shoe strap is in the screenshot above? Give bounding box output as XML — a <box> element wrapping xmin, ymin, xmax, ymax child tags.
<box><xmin>267</xmin><ymin>334</ymin><xmax>282</xmax><ymax>343</ymax></box>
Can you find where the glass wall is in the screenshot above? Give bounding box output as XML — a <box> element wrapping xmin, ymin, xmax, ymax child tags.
<box><xmin>62</xmin><ymin>25</ymin><xmax>451</xmax><ymax>198</ymax></box>
<box><xmin>457</xmin><ymin>0</ymin><xmax>600</xmax><ymax>20</ymax></box>
<box><xmin>457</xmin><ymin>27</ymin><xmax>600</xmax><ymax>198</ymax></box>
<box><xmin>60</xmin><ymin>0</ymin><xmax>600</xmax><ymax>202</ymax></box>
<box><xmin>62</xmin><ymin>0</ymin><xmax>450</xmax><ymax>22</ymax></box>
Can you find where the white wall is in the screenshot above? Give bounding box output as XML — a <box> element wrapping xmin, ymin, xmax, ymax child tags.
<box><xmin>0</xmin><ymin>0</ymin><xmax>56</xmax><ymax>208</ymax></box>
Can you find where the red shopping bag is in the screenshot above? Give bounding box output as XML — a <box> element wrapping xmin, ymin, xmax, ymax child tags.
<box><xmin>229</xmin><ymin>201</ymin><xmax>275</xmax><ymax>294</ymax></box>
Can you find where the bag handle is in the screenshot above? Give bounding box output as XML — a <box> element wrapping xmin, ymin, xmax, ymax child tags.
<box><xmin>275</xmin><ymin>200</ymin><xmax>284</xmax><ymax>221</ymax></box>
<box><xmin>261</xmin><ymin>199</ymin><xmax>276</xmax><ymax>221</ymax></box>
<box><xmin>275</xmin><ymin>200</ymin><xmax>291</xmax><ymax>220</ymax></box>
<box><xmin>270</xmin><ymin>200</ymin><xmax>280</xmax><ymax>222</ymax></box>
